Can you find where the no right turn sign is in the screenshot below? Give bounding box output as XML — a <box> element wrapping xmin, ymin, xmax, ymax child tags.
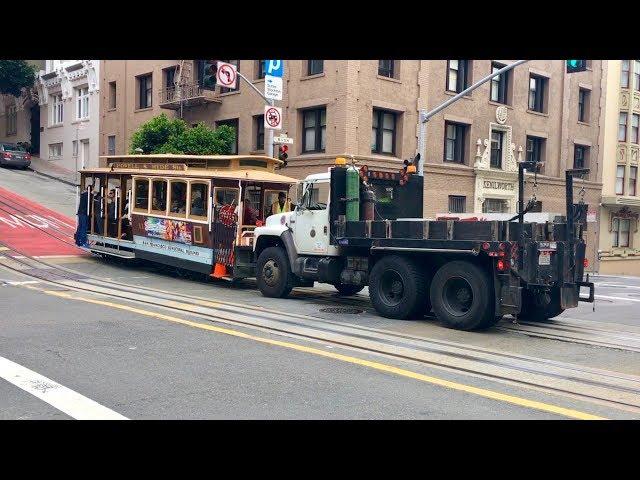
<box><xmin>264</xmin><ymin>105</ymin><xmax>282</xmax><ymax>130</ymax></box>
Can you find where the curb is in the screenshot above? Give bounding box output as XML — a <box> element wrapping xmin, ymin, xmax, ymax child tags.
<box><xmin>29</xmin><ymin>167</ymin><xmax>77</xmax><ymax>187</ymax></box>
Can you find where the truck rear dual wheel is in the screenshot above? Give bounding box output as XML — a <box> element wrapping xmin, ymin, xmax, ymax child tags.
<box><xmin>430</xmin><ymin>261</ymin><xmax>496</xmax><ymax>331</ymax></box>
<box><xmin>369</xmin><ymin>256</ymin><xmax>428</xmax><ymax>320</ymax></box>
<box><xmin>256</xmin><ymin>247</ymin><xmax>294</xmax><ymax>298</ymax></box>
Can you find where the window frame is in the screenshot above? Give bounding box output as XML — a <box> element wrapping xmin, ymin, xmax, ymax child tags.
<box><xmin>578</xmin><ymin>88</ymin><xmax>590</xmax><ymax>123</ymax></box>
<box><xmin>188</xmin><ymin>181</ymin><xmax>210</xmax><ymax>222</ymax></box>
<box><xmin>76</xmin><ymin>86</ymin><xmax>89</xmax><ymax>120</ymax></box>
<box><xmin>447</xmin><ymin>60</ymin><xmax>470</xmax><ymax>93</ymax></box>
<box><xmin>443</xmin><ymin>121</ymin><xmax>467</xmax><ymax>164</ymax></box>
<box><xmin>168</xmin><ymin>179</ymin><xmax>188</xmax><ymax>219</ymax></box>
<box><xmin>483</xmin><ymin>198</ymin><xmax>509</xmax><ymax>213</ymax></box>
<box><xmin>619</xmin><ymin>112</ymin><xmax>628</xmax><ymax>142</ymax></box>
<box><xmin>51</xmin><ymin>93</ymin><xmax>64</xmax><ymax>125</ymax></box>
<box><xmin>490</xmin><ymin>62</ymin><xmax>508</xmax><ymax>104</ymax></box>
<box><xmin>615</xmin><ymin>218</ymin><xmax>631</xmax><ymax>247</ymax></box>
<box><xmin>302</xmin><ymin>107</ymin><xmax>327</xmax><ymax>154</ymax></box>
<box><xmin>632</xmin><ymin>113</ymin><xmax>639</xmax><ymax>144</ymax></box>
<box><xmin>526</xmin><ymin>136</ymin><xmax>544</xmax><ymax>164</ymax></box>
<box><xmin>630</xmin><ymin>166</ymin><xmax>638</xmax><ymax>196</ymax></box>
<box><xmin>216</xmin><ymin>118</ymin><xmax>239</xmax><ymax>154</ymax></box>
<box><xmin>621</xmin><ymin>60</ymin><xmax>630</xmax><ymax>89</ymax></box>
<box><xmin>616</xmin><ymin>165</ymin><xmax>625</xmax><ymax>195</ymax></box>
<box><xmin>137</xmin><ymin>74</ymin><xmax>153</xmax><ymax>109</ymax></box>
<box><xmin>150</xmin><ymin>178</ymin><xmax>168</xmax><ymax>216</ymax></box>
<box><xmin>107</xmin><ymin>135</ymin><xmax>116</xmax><ymax>156</ymax></box>
<box><xmin>108</xmin><ymin>81</ymin><xmax>117</xmax><ymax>109</ymax></box>
<box><xmin>371</xmin><ymin>108</ymin><xmax>397</xmax><ymax>156</ymax></box>
<box><xmin>378</xmin><ymin>60</ymin><xmax>395</xmax><ymax>78</ymax></box>
<box><xmin>5</xmin><ymin>105</ymin><xmax>17</xmax><ymax>135</ymax></box>
<box><xmin>307</xmin><ymin>60</ymin><xmax>324</xmax><ymax>76</ymax></box>
<box><xmin>635</xmin><ymin>60</ymin><xmax>640</xmax><ymax>91</ymax></box>
<box><xmin>448</xmin><ymin>195</ymin><xmax>466</xmax><ymax>214</ymax></box>
<box><xmin>133</xmin><ymin>177</ymin><xmax>151</xmax><ymax>213</ymax></box>
<box><xmin>528</xmin><ymin>74</ymin><xmax>546</xmax><ymax>113</ymax></box>
<box><xmin>573</xmin><ymin>145</ymin><xmax>587</xmax><ymax>169</ymax></box>
<box><xmin>254</xmin><ymin>115</ymin><xmax>265</xmax><ymax>151</ymax></box>
<box><xmin>490</xmin><ymin>130</ymin><xmax>504</xmax><ymax>169</ymax></box>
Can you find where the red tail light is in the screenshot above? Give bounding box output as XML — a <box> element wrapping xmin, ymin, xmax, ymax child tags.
<box><xmin>25</xmin><ymin>153</ymin><xmax>31</xmax><ymax>160</ymax></box>
<box><xmin>2</xmin><ymin>152</ymin><xmax>12</xmax><ymax>158</ymax></box>
<box><xmin>496</xmin><ymin>259</ymin><xmax>508</xmax><ymax>272</ymax></box>
<box><xmin>482</xmin><ymin>242</ymin><xmax>490</xmax><ymax>250</ymax></box>
<box><xmin>583</xmin><ymin>258</ymin><xmax>589</xmax><ymax>268</ymax></box>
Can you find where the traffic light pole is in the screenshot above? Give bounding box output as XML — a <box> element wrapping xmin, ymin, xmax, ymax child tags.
<box><xmin>236</xmin><ymin>71</ymin><xmax>275</xmax><ymax>158</ymax></box>
<box><xmin>416</xmin><ymin>59</ymin><xmax>529</xmax><ymax>176</ymax></box>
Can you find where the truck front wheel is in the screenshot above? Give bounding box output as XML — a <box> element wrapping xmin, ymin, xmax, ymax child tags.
<box><xmin>256</xmin><ymin>246</ymin><xmax>294</xmax><ymax>298</ymax></box>
<box><xmin>369</xmin><ymin>256</ymin><xmax>428</xmax><ymax>320</ymax></box>
<box><xmin>430</xmin><ymin>261</ymin><xmax>495</xmax><ymax>331</ymax></box>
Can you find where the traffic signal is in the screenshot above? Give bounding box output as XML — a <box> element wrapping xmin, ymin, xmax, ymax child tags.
<box><xmin>199</xmin><ymin>60</ymin><xmax>217</xmax><ymax>90</ymax></box>
<box><xmin>278</xmin><ymin>144</ymin><xmax>288</xmax><ymax>166</ymax></box>
<box><xmin>566</xmin><ymin>60</ymin><xmax>587</xmax><ymax>73</ymax></box>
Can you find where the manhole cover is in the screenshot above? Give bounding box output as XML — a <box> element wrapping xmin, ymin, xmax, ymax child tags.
<box><xmin>319</xmin><ymin>307</ymin><xmax>363</xmax><ymax>314</ymax></box>
<box><xmin>22</xmin><ymin>268</ymin><xmax>88</xmax><ymax>282</ymax></box>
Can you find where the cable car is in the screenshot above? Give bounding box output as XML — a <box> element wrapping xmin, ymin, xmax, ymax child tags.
<box><xmin>78</xmin><ymin>154</ymin><xmax>297</xmax><ymax>281</ymax></box>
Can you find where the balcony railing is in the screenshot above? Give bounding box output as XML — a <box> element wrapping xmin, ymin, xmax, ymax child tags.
<box><xmin>159</xmin><ymin>83</ymin><xmax>221</xmax><ymax>110</ymax></box>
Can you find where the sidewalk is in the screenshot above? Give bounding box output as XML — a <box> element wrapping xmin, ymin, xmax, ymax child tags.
<box><xmin>29</xmin><ymin>156</ymin><xmax>78</xmax><ymax>187</ymax></box>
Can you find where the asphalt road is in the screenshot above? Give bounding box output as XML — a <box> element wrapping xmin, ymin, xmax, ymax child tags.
<box><xmin>1</xmin><ymin>165</ymin><xmax>639</xmax><ymax>419</ymax></box>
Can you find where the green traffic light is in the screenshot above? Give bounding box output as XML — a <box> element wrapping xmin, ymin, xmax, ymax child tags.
<box><xmin>568</xmin><ymin>60</ymin><xmax>579</xmax><ymax>67</ymax></box>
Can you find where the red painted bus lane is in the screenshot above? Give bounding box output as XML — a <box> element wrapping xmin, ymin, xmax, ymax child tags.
<box><xmin>0</xmin><ymin>186</ymin><xmax>87</xmax><ymax>257</ymax></box>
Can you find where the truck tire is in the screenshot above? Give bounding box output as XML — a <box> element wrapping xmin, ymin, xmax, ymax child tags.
<box><xmin>518</xmin><ymin>289</ymin><xmax>564</xmax><ymax>322</ymax></box>
<box><xmin>430</xmin><ymin>261</ymin><xmax>495</xmax><ymax>331</ymax></box>
<box><xmin>369</xmin><ymin>255</ymin><xmax>428</xmax><ymax>320</ymax></box>
<box><xmin>256</xmin><ymin>246</ymin><xmax>294</xmax><ymax>298</ymax></box>
<box><xmin>333</xmin><ymin>283</ymin><xmax>365</xmax><ymax>296</ymax></box>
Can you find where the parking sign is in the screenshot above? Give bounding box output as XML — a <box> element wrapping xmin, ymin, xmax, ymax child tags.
<box><xmin>265</xmin><ymin>60</ymin><xmax>284</xmax><ymax>78</ymax></box>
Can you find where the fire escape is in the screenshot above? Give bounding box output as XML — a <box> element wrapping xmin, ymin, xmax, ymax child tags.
<box><xmin>159</xmin><ymin>60</ymin><xmax>221</xmax><ymax>114</ymax></box>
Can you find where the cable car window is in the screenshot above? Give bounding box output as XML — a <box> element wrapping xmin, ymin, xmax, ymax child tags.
<box><xmin>213</xmin><ymin>187</ymin><xmax>240</xmax><ymax>218</ymax></box>
<box><xmin>151</xmin><ymin>179</ymin><xmax>167</xmax><ymax>214</ymax></box>
<box><xmin>264</xmin><ymin>189</ymin><xmax>290</xmax><ymax>218</ymax></box>
<box><xmin>244</xmin><ymin>185</ymin><xmax>262</xmax><ymax>225</ymax></box>
<box><xmin>169</xmin><ymin>180</ymin><xmax>187</xmax><ymax>217</ymax></box>
<box><xmin>189</xmin><ymin>182</ymin><xmax>208</xmax><ymax>221</ymax></box>
<box><xmin>134</xmin><ymin>178</ymin><xmax>149</xmax><ymax>212</ymax></box>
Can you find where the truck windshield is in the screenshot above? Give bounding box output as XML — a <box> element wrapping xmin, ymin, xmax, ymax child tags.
<box><xmin>302</xmin><ymin>181</ymin><xmax>329</xmax><ymax>210</ymax></box>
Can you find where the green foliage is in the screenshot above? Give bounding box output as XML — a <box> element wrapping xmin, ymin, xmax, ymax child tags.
<box><xmin>0</xmin><ymin>60</ymin><xmax>37</xmax><ymax>97</ymax></box>
<box><xmin>129</xmin><ymin>115</ymin><xmax>236</xmax><ymax>155</ymax></box>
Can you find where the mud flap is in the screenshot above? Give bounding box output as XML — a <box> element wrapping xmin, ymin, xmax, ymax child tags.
<box><xmin>560</xmin><ymin>285</ymin><xmax>579</xmax><ymax>309</ymax></box>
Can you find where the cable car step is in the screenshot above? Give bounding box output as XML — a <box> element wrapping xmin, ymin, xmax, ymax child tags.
<box><xmin>90</xmin><ymin>245</ymin><xmax>136</xmax><ymax>259</ymax></box>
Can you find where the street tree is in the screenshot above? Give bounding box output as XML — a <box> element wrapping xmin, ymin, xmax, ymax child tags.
<box><xmin>129</xmin><ymin>114</ymin><xmax>236</xmax><ymax>155</ymax></box>
<box><xmin>0</xmin><ymin>60</ymin><xmax>38</xmax><ymax>97</ymax></box>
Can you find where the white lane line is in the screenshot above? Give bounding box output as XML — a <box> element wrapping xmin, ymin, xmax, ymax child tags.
<box><xmin>595</xmin><ymin>295</ymin><xmax>640</xmax><ymax>303</ymax></box>
<box><xmin>3</xmin><ymin>281</ymin><xmax>40</xmax><ymax>286</ymax></box>
<box><xmin>0</xmin><ymin>356</ymin><xmax>128</xmax><ymax>420</ymax></box>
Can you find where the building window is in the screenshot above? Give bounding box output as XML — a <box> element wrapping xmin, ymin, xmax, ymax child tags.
<box><xmin>164</xmin><ymin>67</ymin><xmax>176</xmax><ymax>89</ymax></box>
<box><xmin>632</xmin><ymin>114</ymin><xmax>639</xmax><ymax>144</ymax></box>
<box><xmin>443</xmin><ymin>121</ymin><xmax>467</xmax><ymax>164</ymax></box>
<box><xmin>216</xmin><ymin>118</ymin><xmax>239</xmax><ymax>154</ymax></box>
<box><xmin>619</xmin><ymin>112</ymin><xmax>628</xmax><ymax>142</ymax></box>
<box><xmin>612</xmin><ymin>218</ymin><xmax>631</xmax><ymax>248</ymax></box>
<box><xmin>616</xmin><ymin>165</ymin><xmax>625</xmax><ymax>195</ymax></box>
<box><xmin>483</xmin><ymin>198</ymin><xmax>508</xmax><ymax>213</ymax></box>
<box><xmin>257</xmin><ymin>60</ymin><xmax>266</xmax><ymax>80</ymax></box>
<box><xmin>137</xmin><ymin>74</ymin><xmax>152</xmax><ymax>109</ymax></box>
<box><xmin>76</xmin><ymin>86</ymin><xmax>89</xmax><ymax>120</ymax></box>
<box><xmin>107</xmin><ymin>135</ymin><xmax>116</xmax><ymax>156</ymax></box>
<box><xmin>255</xmin><ymin>115</ymin><xmax>264</xmax><ymax>151</ymax></box>
<box><xmin>72</xmin><ymin>140</ymin><xmax>78</xmax><ymax>158</ymax></box>
<box><xmin>573</xmin><ymin>145</ymin><xmax>588</xmax><ymax>169</ymax></box>
<box><xmin>448</xmin><ymin>195</ymin><xmax>466</xmax><ymax>213</ymax></box>
<box><xmin>5</xmin><ymin>105</ymin><xmax>17</xmax><ymax>135</ymax></box>
<box><xmin>528</xmin><ymin>75</ymin><xmax>546</xmax><ymax>113</ymax></box>
<box><xmin>108</xmin><ymin>81</ymin><xmax>116</xmax><ymax>109</ymax></box>
<box><xmin>302</xmin><ymin>107</ymin><xmax>327</xmax><ymax>153</ymax></box>
<box><xmin>51</xmin><ymin>94</ymin><xmax>63</xmax><ymax>124</ymax></box>
<box><xmin>490</xmin><ymin>130</ymin><xmax>504</xmax><ymax>168</ymax></box>
<box><xmin>447</xmin><ymin>60</ymin><xmax>470</xmax><ymax>93</ymax></box>
<box><xmin>526</xmin><ymin>136</ymin><xmax>544</xmax><ymax>164</ymax></box>
<box><xmin>578</xmin><ymin>88</ymin><xmax>590</xmax><ymax>123</ymax></box>
<box><xmin>371</xmin><ymin>108</ymin><xmax>396</xmax><ymax>155</ymax></box>
<box><xmin>378</xmin><ymin>60</ymin><xmax>395</xmax><ymax>78</ymax></box>
<box><xmin>630</xmin><ymin>166</ymin><xmax>638</xmax><ymax>196</ymax></box>
<box><xmin>220</xmin><ymin>60</ymin><xmax>239</xmax><ymax>94</ymax></box>
<box><xmin>490</xmin><ymin>62</ymin><xmax>509</xmax><ymax>104</ymax></box>
<box><xmin>307</xmin><ymin>60</ymin><xmax>324</xmax><ymax>76</ymax></box>
<box><xmin>621</xmin><ymin>60</ymin><xmax>630</xmax><ymax>88</ymax></box>
<box><xmin>635</xmin><ymin>60</ymin><xmax>640</xmax><ymax>91</ymax></box>
<box><xmin>49</xmin><ymin>143</ymin><xmax>62</xmax><ymax>159</ymax></box>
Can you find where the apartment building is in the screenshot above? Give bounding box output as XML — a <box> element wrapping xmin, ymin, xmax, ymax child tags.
<box><xmin>37</xmin><ymin>60</ymin><xmax>100</xmax><ymax>170</ymax></box>
<box><xmin>598</xmin><ymin>60</ymin><xmax>640</xmax><ymax>275</ymax></box>
<box><xmin>0</xmin><ymin>60</ymin><xmax>45</xmax><ymax>153</ymax></box>
<box><xmin>100</xmin><ymin>60</ymin><xmax>605</xmax><ymax>264</ymax></box>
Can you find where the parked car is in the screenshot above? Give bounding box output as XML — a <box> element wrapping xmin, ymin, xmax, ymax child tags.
<box><xmin>0</xmin><ymin>143</ymin><xmax>31</xmax><ymax>169</ymax></box>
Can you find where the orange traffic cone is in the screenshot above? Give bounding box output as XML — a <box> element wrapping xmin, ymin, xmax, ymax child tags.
<box><xmin>212</xmin><ymin>263</ymin><xmax>227</xmax><ymax>279</ymax></box>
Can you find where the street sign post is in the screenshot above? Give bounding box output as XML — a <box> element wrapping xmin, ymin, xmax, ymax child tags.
<box><xmin>264</xmin><ymin>106</ymin><xmax>283</xmax><ymax>131</ymax></box>
<box><xmin>216</xmin><ymin>61</ymin><xmax>238</xmax><ymax>89</ymax></box>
